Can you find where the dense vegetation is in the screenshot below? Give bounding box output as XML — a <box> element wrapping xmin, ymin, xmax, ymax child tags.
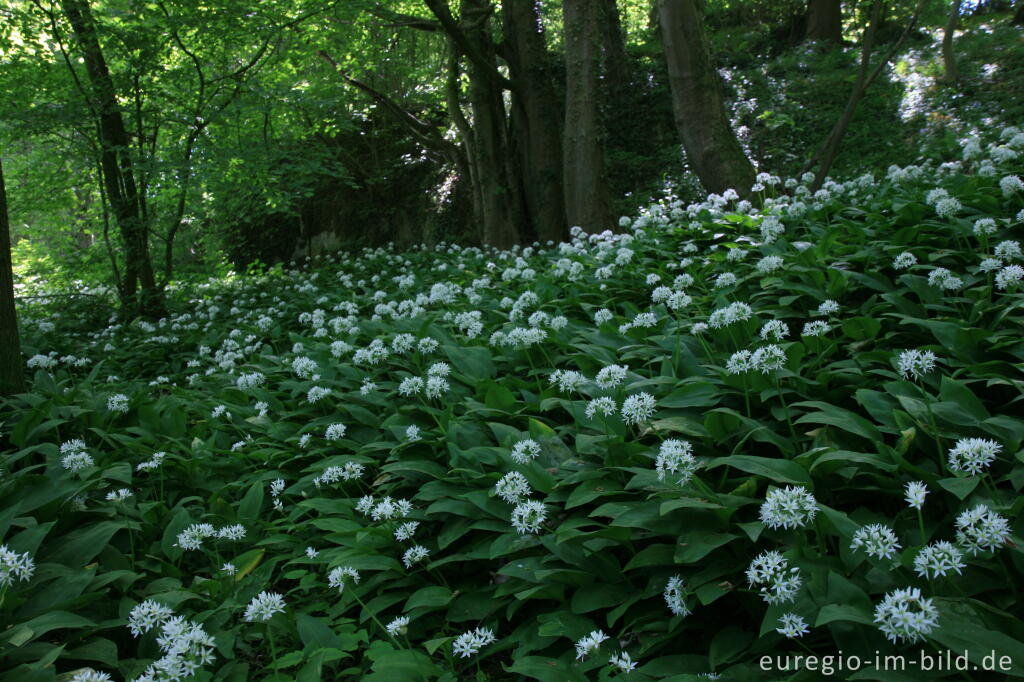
<box><xmin>4</xmin><ymin>1</ymin><xmax>1024</xmax><ymax>681</ymax></box>
<box><xmin>2</xmin><ymin>130</ymin><xmax>1024</xmax><ymax>680</ymax></box>
<box><xmin>3</xmin><ymin>0</ymin><xmax>1023</xmax><ymax>298</ymax></box>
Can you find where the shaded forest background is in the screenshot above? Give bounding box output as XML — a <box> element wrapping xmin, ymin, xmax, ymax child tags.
<box><xmin>1</xmin><ymin>0</ymin><xmax>1023</xmax><ymax>313</ymax></box>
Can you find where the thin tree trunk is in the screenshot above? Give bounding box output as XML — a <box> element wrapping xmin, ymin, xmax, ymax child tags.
<box><xmin>659</xmin><ymin>0</ymin><xmax>756</xmax><ymax>196</ymax></box>
<box><xmin>563</xmin><ymin>0</ymin><xmax>614</xmax><ymax>233</ymax></box>
<box><xmin>443</xmin><ymin>41</ymin><xmax>483</xmax><ymax>237</ymax></box>
<box><xmin>503</xmin><ymin>0</ymin><xmax>566</xmax><ymax>244</ymax></box>
<box><xmin>60</xmin><ymin>0</ymin><xmax>161</xmax><ymax>318</ymax></box>
<box><xmin>806</xmin><ymin>0</ymin><xmax>843</xmax><ymax>43</ymax></box>
<box><xmin>802</xmin><ymin>0</ymin><xmax>924</xmax><ymax>189</ymax></box>
<box><xmin>942</xmin><ymin>0</ymin><xmax>962</xmax><ymax>82</ymax></box>
<box><xmin>0</xmin><ymin>158</ymin><xmax>24</xmax><ymax>396</ymax></box>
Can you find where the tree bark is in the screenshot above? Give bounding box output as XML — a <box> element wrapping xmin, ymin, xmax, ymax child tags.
<box><xmin>563</xmin><ymin>0</ymin><xmax>614</xmax><ymax>233</ymax></box>
<box><xmin>599</xmin><ymin>0</ymin><xmax>631</xmax><ymax>93</ymax></box>
<box><xmin>0</xmin><ymin>159</ymin><xmax>24</xmax><ymax>396</ymax></box>
<box><xmin>659</xmin><ymin>0</ymin><xmax>756</xmax><ymax>197</ymax></box>
<box><xmin>942</xmin><ymin>0</ymin><xmax>962</xmax><ymax>82</ymax></box>
<box><xmin>503</xmin><ymin>0</ymin><xmax>566</xmax><ymax>244</ymax></box>
<box><xmin>60</xmin><ymin>0</ymin><xmax>162</xmax><ymax>318</ymax></box>
<box><xmin>459</xmin><ymin>0</ymin><xmax>524</xmax><ymax>248</ymax></box>
<box><xmin>806</xmin><ymin>0</ymin><xmax>843</xmax><ymax>43</ymax></box>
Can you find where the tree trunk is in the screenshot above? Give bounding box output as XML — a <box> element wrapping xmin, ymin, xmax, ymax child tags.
<box><xmin>1015</xmin><ymin>0</ymin><xmax>1024</xmax><ymax>25</ymax></box>
<box><xmin>460</xmin><ymin>0</ymin><xmax>524</xmax><ymax>248</ymax></box>
<box><xmin>942</xmin><ymin>0</ymin><xmax>962</xmax><ymax>82</ymax></box>
<box><xmin>599</xmin><ymin>0</ymin><xmax>631</xmax><ymax>93</ymax></box>
<box><xmin>659</xmin><ymin>0</ymin><xmax>756</xmax><ymax>196</ymax></box>
<box><xmin>806</xmin><ymin>0</ymin><xmax>843</xmax><ymax>43</ymax></box>
<box><xmin>563</xmin><ymin>0</ymin><xmax>614</xmax><ymax>233</ymax></box>
<box><xmin>0</xmin><ymin>159</ymin><xmax>24</xmax><ymax>396</ymax></box>
<box><xmin>60</xmin><ymin>0</ymin><xmax>162</xmax><ymax>318</ymax></box>
<box><xmin>503</xmin><ymin>0</ymin><xmax>566</xmax><ymax>244</ymax></box>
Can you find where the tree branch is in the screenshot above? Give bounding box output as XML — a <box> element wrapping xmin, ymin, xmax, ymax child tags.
<box><xmin>317</xmin><ymin>50</ymin><xmax>459</xmax><ymax>161</ymax></box>
<box><xmin>422</xmin><ymin>0</ymin><xmax>516</xmax><ymax>91</ymax></box>
<box><xmin>368</xmin><ymin>4</ymin><xmax>442</xmax><ymax>32</ymax></box>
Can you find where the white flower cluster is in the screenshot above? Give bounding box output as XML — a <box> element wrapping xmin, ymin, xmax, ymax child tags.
<box><xmin>584</xmin><ymin>396</ymin><xmax>617</xmax><ymax>419</ymax></box>
<box><xmin>574</xmin><ymin>629</ymin><xmax>610</xmax><ymax>660</ymax></box>
<box><xmin>137</xmin><ymin>452</ymin><xmax>166</xmax><ymax>472</ymax></box>
<box><xmin>494</xmin><ymin>471</ymin><xmax>532</xmax><ymax>504</ymax></box>
<box><xmin>776</xmin><ymin>613</ymin><xmax>809</xmax><ymax>639</ymax></box>
<box><xmin>60</xmin><ymin>439</ymin><xmax>95</xmax><ymax>473</ymax></box>
<box><xmin>243</xmin><ymin>591</ymin><xmax>286</xmax><ymax>622</ymax></box>
<box><xmin>913</xmin><ymin>541</ymin><xmax>965</xmax><ymax>579</ymax></box>
<box><xmin>725</xmin><ymin>344</ymin><xmax>787</xmax><ymax>374</ymax></box>
<box><xmin>549</xmin><ymin>369</ymin><xmax>589</xmax><ymax>393</ymax></box>
<box><xmin>654</xmin><ymin>440</ymin><xmax>698</xmax><ymax>485</ymax></box>
<box><xmin>759</xmin><ymin>486</ymin><xmax>817</xmax><ymax>530</ymax></box>
<box><xmin>510</xmin><ymin>499</ymin><xmax>547</xmax><ymax>535</ymax></box>
<box><xmin>850</xmin><ymin>524</ymin><xmax>901</xmax><ymax>560</ymax></box>
<box><xmin>127</xmin><ymin>601</ymin><xmax>216</xmax><ymax>682</ymax></box>
<box><xmin>663</xmin><ymin>575</ymin><xmax>691</xmax><ymax>617</ymax></box>
<box><xmin>955</xmin><ymin>504</ymin><xmax>1010</xmax><ymax>555</ymax></box>
<box><xmin>175</xmin><ymin>523</ymin><xmax>246</xmax><ymax>550</ymax></box>
<box><xmin>313</xmin><ymin>462</ymin><xmax>365</xmax><ymax>487</ymax></box>
<box><xmin>452</xmin><ymin>627</ymin><xmax>496</xmax><ymax>658</ymax></box>
<box><xmin>327</xmin><ymin>565</ymin><xmax>360</xmax><ymax>593</ymax></box>
<box><xmin>0</xmin><ymin>543</ymin><xmax>35</xmax><ymax>587</ymax></box>
<box><xmin>897</xmin><ymin>349</ymin><xmax>937</xmax><ymax>380</ymax></box>
<box><xmin>620</xmin><ymin>392</ymin><xmax>656</xmax><ymax>425</ymax></box>
<box><xmin>873</xmin><ymin>587</ymin><xmax>939</xmax><ymax>643</ymax></box>
<box><xmin>746</xmin><ymin>550</ymin><xmax>802</xmax><ymax>605</ymax></box>
<box><xmin>947</xmin><ymin>438</ymin><xmax>1001</xmax><ymax>475</ymax></box>
<box><xmin>708</xmin><ymin>302</ymin><xmax>754</xmax><ymax>329</ymax></box>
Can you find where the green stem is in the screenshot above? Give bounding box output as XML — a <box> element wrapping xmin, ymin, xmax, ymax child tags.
<box><xmin>525</xmin><ymin>350</ymin><xmax>543</xmax><ymax>396</ymax></box>
<box><xmin>981</xmin><ymin>475</ymin><xmax>1000</xmax><ymax>506</ymax></box>
<box><xmin>741</xmin><ymin>374</ymin><xmax>751</xmax><ymax>419</ymax></box>
<box><xmin>917</xmin><ymin>509</ymin><xmax>927</xmax><ymax>546</ymax></box>
<box><xmin>349</xmin><ymin>586</ymin><xmax>402</xmax><ymax>646</ymax></box>
<box><xmin>921</xmin><ymin>388</ymin><xmax>945</xmax><ymax>469</ymax></box>
<box><xmin>775</xmin><ymin>375</ymin><xmax>797</xmax><ymax>442</ymax></box>
<box><xmin>267</xmin><ymin>622</ymin><xmax>278</xmax><ymax>670</ymax></box>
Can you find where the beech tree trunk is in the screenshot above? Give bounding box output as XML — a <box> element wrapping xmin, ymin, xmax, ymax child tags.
<box><xmin>0</xmin><ymin>159</ymin><xmax>24</xmax><ymax>396</ymax></box>
<box><xmin>503</xmin><ymin>0</ymin><xmax>566</xmax><ymax>244</ymax></box>
<box><xmin>942</xmin><ymin>0</ymin><xmax>962</xmax><ymax>82</ymax></box>
<box><xmin>60</xmin><ymin>0</ymin><xmax>162</xmax><ymax>318</ymax></box>
<box><xmin>459</xmin><ymin>0</ymin><xmax>524</xmax><ymax>249</ymax></box>
<box><xmin>563</xmin><ymin>0</ymin><xmax>614</xmax><ymax>233</ymax></box>
<box><xmin>599</xmin><ymin>0</ymin><xmax>631</xmax><ymax>94</ymax></box>
<box><xmin>806</xmin><ymin>0</ymin><xmax>843</xmax><ymax>43</ymax></box>
<box><xmin>659</xmin><ymin>0</ymin><xmax>756</xmax><ymax>196</ymax></box>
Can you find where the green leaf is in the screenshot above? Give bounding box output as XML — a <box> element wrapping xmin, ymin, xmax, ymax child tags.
<box><xmin>238</xmin><ymin>480</ymin><xmax>265</xmax><ymax>523</ymax></box>
<box><xmin>49</xmin><ymin>521</ymin><xmax>123</xmax><ymax>566</ymax></box>
<box><xmin>706</xmin><ymin>455</ymin><xmax>812</xmax><ymax>485</ymax></box>
<box><xmin>564</xmin><ymin>478</ymin><xmax>621</xmax><ymax>509</ymax></box>
<box><xmin>815</xmin><ymin>603</ymin><xmax>873</xmax><ymax>626</ymax></box>
<box><xmin>296</xmin><ymin>614</ymin><xmax>341</xmax><ymax>650</ymax></box>
<box><xmin>675</xmin><ymin>532</ymin><xmax>739</xmax><ymax>563</ymax></box>
<box><xmin>405</xmin><ymin>586</ymin><xmax>453</xmax><ymax>611</ymax></box>
<box><xmin>660</xmin><ymin>382</ymin><xmax>720</xmax><ymax>408</ymax></box>
<box><xmin>793</xmin><ymin>401</ymin><xmax>883</xmax><ymax>443</ymax></box>
<box><xmin>938</xmin><ymin>476</ymin><xmax>980</xmax><ymax>500</ymax></box>
<box><xmin>1</xmin><ymin>612</ymin><xmax>95</xmax><ymax>647</ymax></box>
